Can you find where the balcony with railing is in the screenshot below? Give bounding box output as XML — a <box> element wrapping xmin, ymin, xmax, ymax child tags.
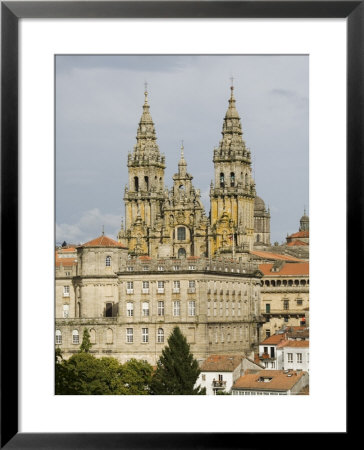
<box><xmin>212</xmin><ymin>380</ymin><xmax>227</xmax><ymax>389</ymax></box>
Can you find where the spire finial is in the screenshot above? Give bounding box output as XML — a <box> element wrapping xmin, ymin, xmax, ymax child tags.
<box><xmin>181</xmin><ymin>140</ymin><xmax>184</xmax><ymax>158</ymax></box>
<box><xmin>102</xmin><ymin>225</ymin><xmax>104</xmax><ymax>236</ymax></box>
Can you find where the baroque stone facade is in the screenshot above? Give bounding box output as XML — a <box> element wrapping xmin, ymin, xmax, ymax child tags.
<box><xmin>55</xmin><ymin>86</ymin><xmax>297</xmax><ymax>365</ymax></box>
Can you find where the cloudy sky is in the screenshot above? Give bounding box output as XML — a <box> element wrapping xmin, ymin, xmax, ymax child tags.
<box><xmin>56</xmin><ymin>55</ymin><xmax>308</xmax><ymax>246</ymax></box>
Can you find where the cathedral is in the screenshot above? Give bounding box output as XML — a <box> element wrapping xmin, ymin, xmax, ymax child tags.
<box><xmin>55</xmin><ymin>85</ymin><xmax>278</xmax><ymax>365</ymax></box>
<box><xmin>118</xmin><ymin>85</ymin><xmax>271</xmax><ymax>259</ymax></box>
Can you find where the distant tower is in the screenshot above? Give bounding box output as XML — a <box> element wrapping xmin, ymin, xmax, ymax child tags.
<box><xmin>209</xmin><ymin>85</ymin><xmax>256</xmax><ymax>255</ymax></box>
<box><xmin>299</xmin><ymin>209</ymin><xmax>309</xmax><ymax>231</ymax></box>
<box><xmin>254</xmin><ymin>196</ymin><xmax>271</xmax><ymax>246</ymax></box>
<box><xmin>122</xmin><ymin>87</ymin><xmax>166</xmax><ymax>254</ymax></box>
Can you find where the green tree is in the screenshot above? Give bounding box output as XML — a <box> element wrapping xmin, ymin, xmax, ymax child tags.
<box><xmin>150</xmin><ymin>326</ymin><xmax>206</xmax><ymax>395</ymax></box>
<box><xmin>79</xmin><ymin>327</ymin><xmax>92</xmax><ymax>353</ymax></box>
<box><xmin>55</xmin><ymin>352</ymin><xmax>154</xmax><ymax>395</ymax></box>
<box><xmin>120</xmin><ymin>359</ymin><xmax>153</xmax><ymax>395</ymax></box>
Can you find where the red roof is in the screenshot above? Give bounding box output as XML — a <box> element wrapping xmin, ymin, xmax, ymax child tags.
<box><xmin>250</xmin><ymin>251</ymin><xmax>303</xmax><ymax>262</ymax></box>
<box><xmin>289</xmin><ymin>231</ymin><xmax>309</xmax><ymax>239</ymax></box>
<box><xmin>200</xmin><ymin>355</ymin><xmax>243</xmax><ymax>372</ymax></box>
<box><xmin>80</xmin><ymin>235</ymin><xmax>127</xmax><ymax>248</ymax></box>
<box><xmin>277</xmin><ymin>340</ymin><xmax>309</xmax><ymax>349</ymax></box>
<box><xmin>233</xmin><ymin>370</ymin><xmax>307</xmax><ymax>391</ymax></box>
<box><xmin>259</xmin><ymin>262</ymin><xmax>309</xmax><ymax>276</ymax></box>
<box><xmin>260</xmin><ymin>334</ymin><xmax>286</xmax><ymax>345</ymax></box>
<box><xmin>286</xmin><ymin>240</ymin><xmax>309</xmax><ymax>247</ymax></box>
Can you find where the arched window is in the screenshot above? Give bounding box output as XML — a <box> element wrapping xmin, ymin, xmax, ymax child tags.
<box><xmin>105</xmin><ymin>255</ymin><xmax>111</xmax><ymax>266</ymax></box>
<box><xmin>56</xmin><ymin>330</ymin><xmax>62</xmax><ymax>345</ymax></box>
<box><xmin>90</xmin><ymin>329</ymin><xmax>96</xmax><ymax>344</ymax></box>
<box><xmin>157</xmin><ymin>328</ymin><xmax>164</xmax><ymax>343</ymax></box>
<box><xmin>105</xmin><ymin>302</ymin><xmax>113</xmax><ymax>317</ymax></box>
<box><xmin>134</xmin><ymin>176</ymin><xmax>139</xmax><ymax>191</ymax></box>
<box><xmin>106</xmin><ymin>328</ymin><xmax>113</xmax><ymax>344</ymax></box>
<box><xmin>144</xmin><ymin>176</ymin><xmax>149</xmax><ymax>190</ymax></box>
<box><xmin>178</xmin><ymin>248</ymin><xmax>186</xmax><ymax>258</ymax></box>
<box><xmin>220</xmin><ymin>173</ymin><xmax>225</xmax><ymax>187</ymax></box>
<box><xmin>177</xmin><ymin>226</ymin><xmax>186</xmax><ymax>241</ymax></box>
<box><xmin>77</xmin><ymin>302</ymin><xmax>81</xmax><ymax>318</ymax></box>
<box><xmin>72</xmin><ymin>329</ymin><xmax>79</xmax><ymax>344</ymax></box>
<box><xmin>230</xmin><ymin>172</ymin><xmax>235</xmax><ymax>186</ymax></box>
<box><xmin>245</xmin><ymin>173</ymin><xmax>248</xmax><ymax>186</ymax></box>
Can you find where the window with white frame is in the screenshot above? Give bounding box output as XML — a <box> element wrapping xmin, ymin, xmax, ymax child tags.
<box><xmin>188</xmin><ymin>280</ymin><xmax>196</xmax><ymax>292</ymax></box>
<box><xmin>297</xmin><ymin>353</ymin><xmax>303</xmax><ymax>364</ymax></box>
<box><xmin>189</xmin><ymin>265</ymin><xmax>196</xmax><ymax>270</ymax></box>
<box><xmin>173</xmin><ymin>301</ymin><xmax>180</xmax><ymax>316</ymax></box>
<box><xmin>188</xmin><ymin>301</ymin><xmax>196</xmax><ymax>316</ymax></box>
<box><xmin>158</xmin><ymin>301</ymin><xmax>164</xmax><ymax>316</ymax></box>
<box><xmin>105</xmin><ymin>255</ymin><xmax>111</xmax><ymax>267</ymax></box>
<box><xmin>157</xmin><ymin>328</ymin><xmax>164</xmax><ymax>343</ymax></box>
<box><xmin>63</xmin><ymin>285</ymin><xmax>70</xmax><ymax>297</ymax></box>
<box><xmin>55</xmin><ymin>330</ymin><xmax>62</xmax><ymax>344</ymax></box>
<box><xmin>126</xmin><ymin>302</ymin><xmax>134</xmax><ymax>317</ymax></box>
<box><xmin>72</xmin><ymin>329</ymin><xmax>79</xmax><ymax>344</ymax></box>
<box><xmin>127</xmin><ymin>266</ymin><xmax>134</xmax><ymax>272</ymax></box>
<box><xmin>173</xmin><ymin>280</ymin><xmax>180</xmax><ymax>293</ymax></box>
<box><xmin>142</xmin><ymin>302</ymin><xmax>149</xmax><ymax>316</ymax></box>
<box><xmin>287</xmin><ymin>353</ymin><xmax>293</xmax><ymax>363</ymax></box>
<box><xmin>157</xmin><ymin>281</ymin><xmax>165</xmax><ymax>293</ymax></box>
<box><xmin>126</xmin><ymin>328</ymin><xmax>133</xmax><ymax>343</ymax></box>
<box><xmin>63</xmin><ymin>304</ymin><xmax>69</xmax><ymax>318</ymax></box>
<box><xmin>142</xmin><ymin>328</ymin><xmax>149</xmax><ymax>343</ymax></box>
<box><xmin>126</xmin><ymin>281</ymin><xmax>134</xmax><ymax>294</ymax></box>
<box><xmin>142</xmin><ymin>281</ymin><xmax>149</xmax><ymax>293</ymax></box>
<box><xmin>271</xmin><ymin>362</ymin><xmax>275</xmax><ymax>369</ymax></box>
<box><xmin>158</xmin><ymin>266</ymin><xmax>164</xmax><ymax>271</ymax></box>
<box><xmin>173</xmin><ymin>265</ymin><xmax>180</xmax><ymax>271</ymax></box>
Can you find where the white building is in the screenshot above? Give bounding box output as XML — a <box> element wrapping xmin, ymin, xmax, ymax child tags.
<box><xmin>196</xmin><ymin>354</ymin><xmax>263</xmax><ymax>395</ymax></box>
<box><xmin>276</xmin><ymin>340</ymin><xmax>309</xmax><ymax>372</ymax></box>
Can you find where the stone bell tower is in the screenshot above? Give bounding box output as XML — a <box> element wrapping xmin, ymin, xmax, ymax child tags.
<box><xmin>120</xmin><ymin>87</ymin><xmax>166</xmax><ymax>255</ymax></box>
<box><xmin>209</xmin><ymin>85</ymin><xmax>256</xmax><ymax>256</ymax></box>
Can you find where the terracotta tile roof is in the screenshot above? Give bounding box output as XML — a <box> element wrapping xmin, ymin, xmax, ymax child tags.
<box><xmin>55</xmin><ymin>259</ymin><xmax>77</xmax><ymax>267</ymax></box>
<box><xmin>58</xmin><ymin>246</ymin><xmax>77</xmax><ymax>253</ymax></box>
<box><xmin>289</xmin><ymin>231</ymin><xmax>309</xmax><ymax>239</ymax></box>
<box><xmin>80</xmin><ymin>235</ymin><xmax>127</xmax><ymax>248</ymax></box>
<box><xmin>260</xmin><ymin>334</ymin><xmax>286</xmax><ymax>345</ymax></box>
<box><xmin>250</xmin><ymin>251</ymin><xmax>303</xmax><ymax>262</ymax></box>
<box><xmin>259</xmin><ymin>262</ymin><xmax>309</xmax><ymax>276</ymax></box>
<box><xmin>286</xmin><ymin>240</ymin><xmax>309</xmax><ymax>247</ymax></box>
<box><xmin>139</xmin><ymin>256</ymin><xmax>152</xmax><ymax>261</ymax></box>
<box><xmin>233</xmin><ymin>370</ymin><xmax>307</xmax><ymax>391</ymax></box>
<box><xmin>277</xmin><ymin>340</ymin><xmax>309</xmax><ymax>349</ymax></box>
<box><xmin>187</xmin><ymin>256</ymin><xmax>200</xmax><ymax>260</ymax></box>
<box><xmin>200</xmin><ymin>355</ymin><xmax>243</xmax><ymax>372</ymax></box>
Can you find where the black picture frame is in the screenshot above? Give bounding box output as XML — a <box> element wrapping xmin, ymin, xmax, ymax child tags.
<box><xmin>1</xmin><ymin>1</ymin><xmax>357</xmax><ymax>448</ymax></box>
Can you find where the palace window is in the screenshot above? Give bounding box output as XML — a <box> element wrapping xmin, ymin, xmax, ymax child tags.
<box><xmin>177</xmin><ymin>226</ymin><xmax>186</xmax><ymax>241</ymax></box>
<box><xmin>283</xmin><ymin>300</ymin><xmax>289</xmax><ymax>310</ymax></box>
<box><xmin>265</xmin><ymin>303</ymin><xmax>271</xmax><ymax>313</ymax></box>
<box><xmin>55</xmin><ymin>330</ymin><xmax>62</xmax><ymax>345</ymax></box>
<box><xmin>126</xmin><ymin>328</ymin><xmax>133</xmax><ymax>343</ymax></box>
<box><xmin>126</xmin><ymin>281</ymin><xmax>134</xmax><ymax>294</ymax></box>
<box><xmin>105</xmin><ymin>302</ymin><xmax>113</xmax><ymax>317</ymax></box>
<box><xmin>105</xmin><ymin>255</ymin><xmax>111</xmax><ymax>267</ymax></box>
<box><xmin>157</xmin><ymin>266</ymin><xmax>164</xmax><ymax>271</ymax></box>
<box><xmin>157</xmin><ymin>328</ymin><xmax>164</xmax><ymax>343</ymax></box>
<box><xmin>173</xmin><ymin>301</ymin><xmax>180</xmax><ymax>317</ymax></box>
<box><xmin>173</xmin><ymin>281</ymin><xmax>180</xmax><ymax>293</ymax></box>
<box><xmin>72</xmin><ymin>329</ymin><xmax>79</xmax><ymax>344</ymax></box>
<box><xmin>142</xmin><ymin>281</ymin><xmax>149</xmax><ymax>293</ymax></box>
<box><xmin>296</xmin><ymin>298</ymin><xmax>303</xmax><ymax>306</ymax></box>
<box><xmin>126</xmin><ymin>302</ymin><xmax>133</xmax><ymax>317</ymax></box>
<box><xmin>63</xmin><ymin>304</ymin><xmax>69</xmax><ymax>318</ymax></box>
<box><xmin>142</xmin><ymin>302</ymin><xmax>149</xmax><ymax>317</ymax></box>
<box><xmin>188</xmin><ymin>280</ymin><xmax>196</xmax><ymax>293</ymax></box>
<box><xmin>63</xmin><ymin>286</ymin><xmax>70</xmax><ymax>297</ymax></box>
<box><xmin>178</xmin><ymin>248</ymin><xmax>186</xmax><ymax>258</ymax></box>
<box><xmin>188</xmin><ymin>301</ymin><xmax>196</xmax><ymax>316</ymax></box>
<box><xmin>297</xmin><ymin>353</ymin><xmax>303</xmax><ymax>364</ymax></box>
<box><xmin>142</xmin><ymin>328</ymin><xmax>149</xmax><ymax>343</ymax></box>
<box><xmin>157</xmin><ymin>281</ymin><xmax>165</xmax><ymax>293</ymax></box>
<box><xmin>287</xmin><ymin>353</ymin><xmax>293</xmax><ymax>363</ymax></box>
<box><xmin>158</xmin><ymin>301</ymin><xmax>164</xmax><ymax>316</ymax></box>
